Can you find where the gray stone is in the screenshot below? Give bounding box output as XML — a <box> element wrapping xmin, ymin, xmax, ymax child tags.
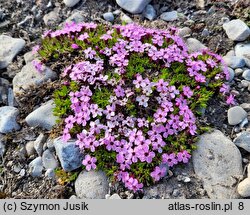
<box><xmin>228</xmin><ymin>106</ymin><xmax>247</xmax><ymax>126</ymax></box>
<box><xmin>109</xmin><ymin>194</ymin><xmax>121</xmax><ymax>199</ymax></box>
<box><xmin>45</xmin><ymin>168</ymin><xmax>55</xmax><ymax>179</ymax></box>
<box><xmin>42</xmin><ymin>149</ymin><xmax>59</xmax><ymax>170</ymax></box>
<box><xmin>65</xmin><ymin>11</ymin><xmax>85</xmax><ymax>24</ymax></box>
<box><xmin>143</xmin><ymin>4</ymin><xmax>156</xmax><ymax>21</ymax></box>
<box><xmin>160</xmin><ymin>11</ymin><xmax>178</xmax><ymax>21</ymax></box>
<box><xmin>120</xmin><ymin>13</ymin><xmax>133</xmax><ymax>23</ymax></box>
<box><xmin>223</xmin><ymin>19</ymin><xmax>250</xmax><ymax>41</ymax></box>
<box><xmin>24</xmin><ymin>51</ymin><xmax>37</xmax><ymax>64</ymax></box>
<box><xmin>235</xmin><ymin>43</ymin><xmax>250</xmax><ymax>68</ymax></box>
<box><xmin>234</xmin><ymin>131</ymin><xmax>250</xmax><ymax>152</ymax></box>
<box><xmin>235</xmin><ymin>68</ymin><xmax>243</xmax><ymax>76</ymax></box>
<box><xmin>0</xmin><ymin>136</ymin><xmax>5</xmax><ymax>157</ymax></box>
<box><xmin>29</xmin><ymin>157</ymin><xmax>43</xmax><ymax>177</ymax></box>
<box><xmin>13</xmin><ymin>62</ymin><xmax>57</xmax><ymax>97</ymax></box>
<box><xmin>225</xmin><ymin>50</ymin><xmax>235</xmax><ymax>57</ymax></box>
<box><xmin>178</xmin><ymin>27</ymin><xmax>191</xmax><ymax>38</ymax></box>
<box><xmin>238</xmin><ymin>178</ymin><xmax>250</xmax><ymax>197</ymax></box>
<box><xmin>34</xmin><ymin>133</ymin><xmax>47</xmax><ymax>156</ymax></box>
<box><xmin>0</xmin><ymin>35</ymin><xmax>25</xmax><ymax>69</ymax></box>
<box><xmin>192</xmin><ymin>130</ymin><xmax>242</xmax><ymax>198</ymax></box>
<box><xmin>240</xmin><ymin>80</ymin><xmax>250</xmax><ymax>88</ymax></box>
<box><xmin>25</xmin><ymin>141</ymin><xmax>36</xmax><ymax>157</ymax></box>
<box><xmin>240</xmin><ymin>103</ymin><xmax>250</xmax><ymax>111</ymax></box>
<box><xmin>201</xmin><ymin>28</ymin><xmax>210</xmax><ymax>37</ymax></box>
<box><xmin>7</xmin><ymin>88</ymin><xmax>16</xmax><ymax>107</ymax></box>
<box><xmin>75</xmin><ymin>170</ymin><xmax>109</xmax><ymax>199</ymax></box>
<box><xmin>227</xmin><ymin>67</ymin><xmax>235</xmax><ymax>82</ymax></box>
<box><xmin>116</xmin><ymin>0</ymin><xmax>151</xmax><ymax>14</ymax></box>
<box><xmin>242</xmin><ymin>69</ymin><xmax>250</xmax><ymax>81</ymax></box>
<box><xmin>239</xmin><ymin>118</ymin><xmax>248</xmax><ymax>129</ymax></box>
<box><xmin>25</xmin><ymin>100</ymin><xmax>58</xmax><ymax>130</ymax></box>
<box><xmin>43</xmin><ymin>10</ymin><xmax>60</xmax><ymax>26</ymax></box>
<box><xmin>63</xmin><ymin>0</ymin><xmax>80</xmax><ymax>7</ymax></box>
<box><xmin>223</xmin><ymin>56</ymin><xmax>245</xmax><ymax>69</ymax></box>
<box><xmin>103</xmin><ymin>12</ymin><xmax>114</xmax><ymax>22</ymax></box>
<box><xmin>186</xmin><ymin>38</ymin><xmax>207</xmax><ymax>53</ymax></box>
<box><xmin>0</xmin><ymin>78</ymin><xmax>9</xmax><ymax>105</ymax></box>
<box><xmin>0</xmin><ymin>106</ymin><xmax>20</xmax><ymax>134</ymax></box>
<box><xmin>54</xmin><ymin>137</ymin><xmax>82</xmax><ymax>171</ymax></box>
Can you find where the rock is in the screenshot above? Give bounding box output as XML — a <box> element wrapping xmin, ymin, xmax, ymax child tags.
<box><xmin>227</xmin><ymin>67</ymin><xmax>235</xmax><ymax>82</ymax></box>
<box><xmin>75</xmin><ymin>170</ymin><xmax>109</xmax><ymax>199</ymax></box>
<box><xmin>7</xmin><ymin>88</ymin><xmax>16</xmax><ymax>107</ymax></box>
<box><xmin>192</xmin><ymin>130</ymin><xmax>242</xmax><ymax>198</ymax></box>
<box><xmin>223</xmin><ymin>56</ymin><xmax>245</xmax><ymax>69</ymax></box>
<box><xmin>54</xmin><ymin>137</ymin><xmax>82</xmax><ymax>171</ymax></box>
<box><xmin>45</xmin><ymin>168</ymin><xmax>55</xmax><ymax>179</ymax></box>
<box><xmin>234</xmin><ymin>131</ymin><xmax>250</xmax><ymax>152</ymax></box>
<box><xmin>24</xmin><ymin>51</ymin><xmax>37</xmax><ymax>64</ymax></box>
<box><xmin>103</xmin><ymin>12</ymin><xmax>114</xmax><ymax>22</ymax></box>
<box><xmin>0</xmin><ymin>106</ymin><xmax>20</xmax><ymax>134</ymax></box>
<box><xmin>228</xmin><ymin>106</ymin><xmax>247</xmax><ymax>125</ymax></box>
<box><xmin>160</xmin><ymin>11</ymin><xmax>178</xmax><ymax>21</ymax></box>
<box><xmin>239</xmin><ymin>118</ymin><xmax>248</xmax><ymax>129</ymax></box>
<box><xmin>0</xmin><ymin>35</ymin><xmax>25</xmax><ymax>69</ymax></box>
<box><xmin>42</xmin><ymin>149</ymin><xmax>59</xmax><ymax>170</ymax></box>
<box><xmin>34</xmin><ymin>133</ymin><xmax>47</xmax><ymax>156</ymax></box>
<box><xmin>196</xmin><ymin>0</ymin><xmax>205</xmax><ymax>9</ymax></box>
<box><xmin>238</xmin><ymin>178</ymin><xmax>250</xmax><ymax>197</ymax></box>
<box><xmin>25</xmin><ymin>100</ymin><xmax>58</xmax><ymax>130</ymax></box>
<box><xmin>235</xmin><ymin>68</ymin><xmax>243</xmax><ymax>76</ymax></box>
<box><xmin>0</xmin><ymin>136</ymin><xmax>5</xmax><ymax>157</ymax></box>
<box><xmin>0</xmin><ymin>78</ymin><xmax>9</xmax><ymax>105</ymax></box>
<box><xmin>25</xmin><ymin>141</ymin><xmax>35</xmax><ymax>157</ymax></box>
<box><xmin>242</xmin><ymin>69</ymin><xmax>250</xmax><ymax>81</ymax></box>
<box><xmin>235</xmin><ymin>43</ymin><xmax>250</xmax><ymax>68</ymax></box>
<box><xmin>186</xmin><ymin>38</ymin><xmax>207</xmax><ymax>53</ymax></box>
<box><xmin>201</xmin><ymin>28</ymin><xmax>209</xmax><ymax>37</ymax></box>
<box><xmin>29</xmin><ymin>157</ymin><xmax>43</xmax><ymax>177</ymax></box>
<box><xmin>143</xmin><ymin>4</ymin><xmax>156</xmax><ymax>21</ymax></box>
<box><xmin>240</xmin><ymin>80</ymin><xmax>250</xmax><ymax>88</ymax></box>
<box><xmin>63</xmin><ymin>0</ymin><xmax>80</xmax><ymax>7</ymax></box>
<box><xmin>65</xmin><ymin>11</ymin><xmax>85</xmax><ymax>24</ymax></box>
<box><xmin>223</xmin><ymin>19</ymin><xmax>250</xmax><ymax>41</ymax></box>
<box><xmin>13</xmin><ymin>62</ymin><xmax>57</xmax><ymax>98</ymax></box>
<box><xmin>240</xmin><ymin>103</ymin><xmax>250</xmax><ymax>111</ymax></box>
<box><xmin>225</xmin><ymin>50</ymin><xmax>235</xmax><ymax>57</ymax></box>
<box><xmin>178</xmin><ymin>27</ymin><xmax>191</xmax><ymax>38</ymax></box>
<box><xmin>109</xmin><ymin>194</ymin><xmax>121</xmax><ymax>199</ymax></box>
<box><xmin>116</xmin><ymin>0</ymin><xmax>151</xmax><ymax>14</ymax></box>
<box><xmin>43</xmin><ymin>10</ymin><xmax>60</xmax><ymax>26</ymax></box>
<box><xmin>120</xmin><ymin>13</ymin><xmax>133</xmax><ymax>23</ymax></box>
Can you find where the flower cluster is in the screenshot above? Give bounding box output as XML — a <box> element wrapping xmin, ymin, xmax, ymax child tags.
<box><xmin>37</xmin><ymin>22</ymin><xmax>230</xmax><ymax>192</ymax></box>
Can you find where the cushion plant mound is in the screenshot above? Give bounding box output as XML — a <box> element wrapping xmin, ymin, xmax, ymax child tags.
<box><xmin>34</xmin><ymin>22</ymin><xmax>232</xmax><ymax>192</ymax></box>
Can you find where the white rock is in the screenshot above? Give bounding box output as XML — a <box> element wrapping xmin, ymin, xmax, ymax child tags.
<box><xmin>0</xmin><ymin>106</ymin><xmax>20</xmax><ymax>134</ymax></box>
<box><xmin>25</xmin><ymin>141</ymin><xmax>35</xmax><ymax>157</ymax></box>
<box><xmin>143</xmin><ymin>4</ymin><xmax>156</xmax><ymax>21</ymax></box>
<box><xmin>0</xmin><ymin>35</ymin><xmax>25</xmax><ymax>69</ymax></box>
<box><xmin>160</xmin><ymin>11</ymin><xmax>178</xmax><ymax>21</ymax></box>
<box><xmin>75</xmin><ymin>170</ymin><xmax>109</xmax><ymax>199</ymax></box>
<box><xmin>42</xmin><ymin>149</ymin><xmax>59</xmax><ymax>170</ymax></box>
<box><xmin>63</xmin><ymin>0</ymin><xmax>80</xmax><ymax>7</ymax></box>
<box><xmin>238</xmin><ymin>178</ymin><xmax>250</xmax><ymax>197</ymax></box>
<box><xmin>120</xmin><ymin>13</ymin><xmax>133</xmax><ymax>23</ymax></box>
<box><xmin>34</xmin><ymin>133</ymin><xmax>47</xmax><ymax>156</ymax></box>
<box><xmin>228</xmin><ymin>106</ymin><xmax>247</xmax><ymax>126</ymax></box>
<box><xmin>29</xmin><ymin>157</ymin><xmax>43</xmax><ymax>177</ymax></box>
<box><xmin>235</xmin><ymin>43</ymin><xmax>250</xmax><ymax>68</ymax></box>
<box><xmin>116</xmin><ymin>0</ymin><xmax>151</xmax><ymax>14</ymax></box>
<box><xmin>223</xmin><ymin>56</ymin><xmax>245</xmax><ymax>69</ymax></box>
<box><xmin>186</xmin><ymin>38</ymin><xmax>207</xmax><ymax>53</ymax></box>
<box><xmin>192</xmin><ymin>130</ymin><xmax>242</xmax><ymax>198</ymax></box>
<box><xmin>223</xmin><ymin>19</ymin><xmax>250</xmax><ymax>41</ymax></box>
<box><xmin>242</xmin><ymin>69</ymin><xmax>250</xmax><ymax>81</ymax></box>
<box><xmin>25</xmin><ymin>100</ymin><xmax>58</xmax><ymax>130</ymax></box>
<box><xmin>13</xmin><ymin>62</ymin><xmax>57</xmax><ymax>98</ymax></box>
<box><xmin>103</xmin><ymin>12</ymin><xmax>114</xmax><ymax>22</ymax></box>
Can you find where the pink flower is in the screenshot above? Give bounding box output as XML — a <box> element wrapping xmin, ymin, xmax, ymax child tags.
<box><xmin>177</xmin><ymin>150</ymin><xmax>191</xmax><ymax>163</ymax></box>
<box><xmin>150</xmin><ymin>166</ymin><xmax>167</xmax><ymax>182</ymax></box>
<box><xmin>82</xmin><ymin>155</ymin><xmax>97</xmax><ymax>171</ymax></box>
<box><xmin>78</xmin><ymin>33</ymin><xmax>89</xmax><ymax>40</ymax></box>
<box><xmin>136</xmin><ymin>95</ymin><xmax>149</xmax><ymax>107</ymax></box>
<box><xmin>71</xmin><ymin>43</ymin><xmax>79</xmax><ymax>49</ymax></box>
<box><xmin>226</xmin><ymin>94</ymin><xmax>235</xmax><ymax>105</ymax></box>
<box><xmin>162</xmin><ymin>153</ymin><xmax>178</xmax><ymax>167</ymax></box>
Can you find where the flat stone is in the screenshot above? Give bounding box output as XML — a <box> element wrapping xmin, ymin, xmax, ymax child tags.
<box><xmin>75</xmin><ymin>170</ymin><xmax>109</xmax><ymax>199</ymax></box>
<box><xmin>103</xmin><ymin>12</ymin><xmax>114</xmax><ymax>22</ymax></box>
<box><xmin>64</xmin><ymin>11</ymin><xmax>85</xmax><ymax>24</ymax></box>
<box><xmin>25</xmin><ymin>100</ymin><xmax>58</xmax><ymax>130</ymax></box>
<box><xmin>238</xmin><ymin>178</ymin><xmax>250</xmax><ymax>197</ymax></box>
<box><xmin>186</xmin><ymin>38</ymin><xmax>207</xmax><ymax>53</ymax></box>
<box><xmin>143</xmin><ymin>4</ymin><xmax>156</xmax><ymax>21</ymax></box>
<box><xmin>160</xmin><ymin>11</ymin><xmax>178</xmax><ymax>21</ymax></box>
<box><xmin>0</xmin><ymin>106</ymin><xmax>20</xmax><ymax>134</ymax></box>
<box><xmin>0</xmin><ymin>35</ymin><xmax>25</xmax><ymax>69</ymax></box>
<box><xmin>63</xmin><ymin>0</ymin><xmax>80</xmax><ymax>7</ymax></box>
<box><xmin>234</xmin><ymin>131</ymin><xmax>250</xmax><ymax>152</ymax></box>
<box><xmin>192</xmin><ymin>130</ymin><xmax>242</xmax><ymax>198</ymax></box>
<box><xmin>42</xmin><ymin>149</ymin><xmax>59</xmax><ymax>170</ymax></box>
<box><xmin>29</xmin><ymin>157</ymin><xmax>43</xmax><ymax>177</ymax></box>
<box><xmin>54</xmin><ymin>137</ymin><xmax>82</xmax><ymax>171</ymax></box>
<box><xmin>13</xmin><ymin>62</ymin><xmax>57</xmax><ymax>98</ymax></box>
<box><xmin>116</xmin><ymin>0</ymin><xmax>151</xmax><ymax>14</ymax></box>
<box><xmin>235</xmin><ymin>43</ymin><xmax>250</xmax><ymax>68</ymax></box>
<box><xmin>223</xmin><ymin>56</ymin><xmax>245</xmax><ymax>69</ymax></box>
<box><xmin>34</xmin><ymin>133</ymin><xmax>47</xmax><ymax>156</ymax></box>
<box><xmin>242</xmin><ymin>69</ymin><xmax>250</xmax><ymax>81</ymax></box>
<box><xmin>228</xmin><ymin>106</ymin><xmax>247</xmax><ymax>126</ymax></box>
<box><xmin>223</xmin><ymin>19</ymin><xmax>250</xmax><ymax>41</ymax></box>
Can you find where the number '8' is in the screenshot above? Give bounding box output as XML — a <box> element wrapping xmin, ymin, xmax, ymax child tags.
<box><xmin>238</xmin><ymin>202</ymin><xmax>244</xmax><ymax>210</ymax></box>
